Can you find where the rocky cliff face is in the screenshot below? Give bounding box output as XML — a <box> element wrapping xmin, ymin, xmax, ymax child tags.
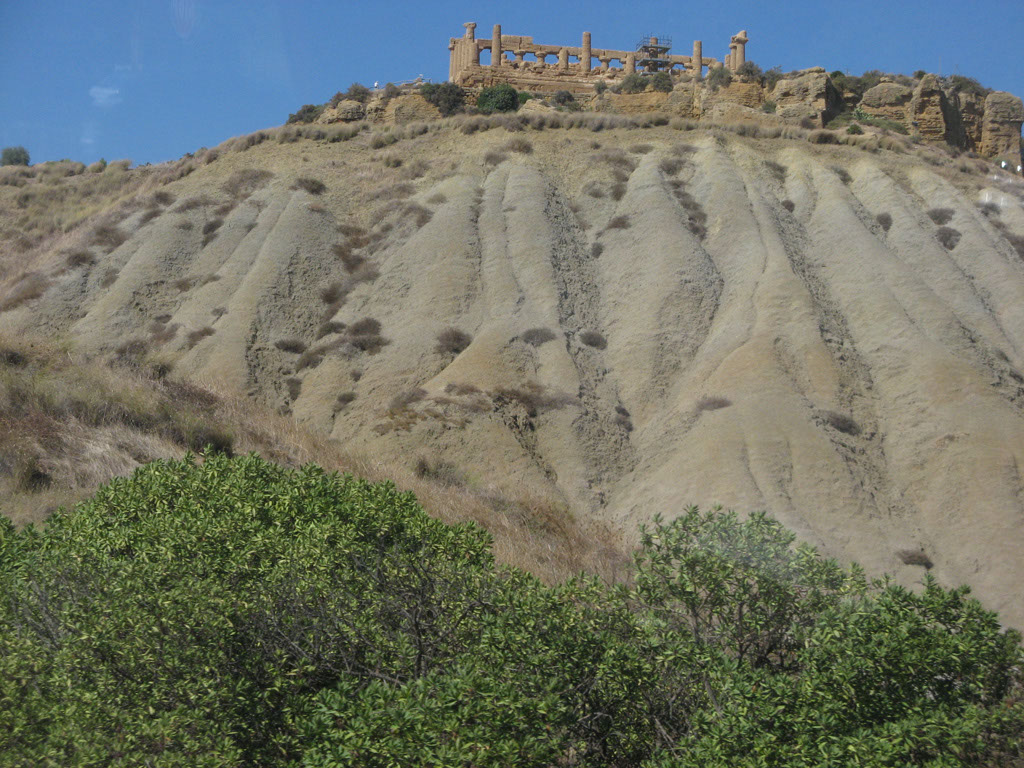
<box><xmin>981</xmin><ymin>91</ymin><xmax>1024</xmax><ymax>165</ymax></box>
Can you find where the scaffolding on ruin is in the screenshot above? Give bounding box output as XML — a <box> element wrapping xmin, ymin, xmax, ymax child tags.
<box><xmin>635</xmin><ymin>34</ymin><xmax>672</xmax><ymax>72</ymax></box>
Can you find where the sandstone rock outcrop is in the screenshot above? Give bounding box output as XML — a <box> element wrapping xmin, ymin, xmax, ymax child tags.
<box><xmin>981</xmin><ymin>91</ymin><xmax>1024</xmax><ymax>166</ymax></box>
<box><xmin>769</xmin><ymin>68</ymin><xmax>840</xmax><ymax>127</ymax></box>
<box><xmin>317</xmin><ymin>99</ymin><xmax>366</xmax><ymax>124</ymax></box>
<box><xmin>381</xmin><ymin>93</ymin><xmax>442</xmax><ymax>124</ymax></box>
<box><xmin>859</xmin><ymin>81</ymin><xmax>913</xmax><ymax>128</ymax></box>
<box><xmin>909</xmin><ymin>74</ymin><xmax>951</xmax><ymax>144</ymax></box>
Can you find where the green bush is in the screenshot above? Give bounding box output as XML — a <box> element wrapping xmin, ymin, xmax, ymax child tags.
<box><xmin>650</xmin><ymin>72</ymin><xmax>674</xmax><ymax>92</ymax></box>
<box><xmin>1</xmin><ymin>146</ymin><xmax>29</xmax><ymax>166</ymax></box>
<box><xmin>286</xmin><ymin>104</ymin><xmax>324</xmax><ymax>124</ymax></box>
<box><xmin>419</xmin><ymin>82</ymin><xmax>464</xmax><ymax>116</ymax></box>
<box><xmin>764</xmin><ymin>65</ymin><xmax>784</xmax><ymax>91</ymax></box>
<box><xmin>344</xmin><ymin>82</ymin><xmax>372</xmax><ymax>104</ymax></box>
<box><xmin>1</xmin><ymin>456</ymin><xmax>1021</xmax><ymax>766</ymax></box>
<box><xmin>707</xmin><ymin>65</ymin><xmax>732</xmax><ymax>91</ymax></box>
<box><xmin>476</xmin><ymin>83</ymin><xmax>520</xmax><ymax>114</ymax></box>
<box><xmin>736</xmin><ymin>61</ymin><xmax>763</xmax><ymax>78</ymax></box>
<box><xmin>619</xmin><ymin>73</ymin><xmax>648</xmax><ymax>94</ymax></box>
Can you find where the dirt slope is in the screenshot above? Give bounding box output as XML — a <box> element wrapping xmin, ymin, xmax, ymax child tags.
<box><xmin>3</xmin><ymin>119</ymin><xmax>1024</xmax><ymax>624</ymax></box>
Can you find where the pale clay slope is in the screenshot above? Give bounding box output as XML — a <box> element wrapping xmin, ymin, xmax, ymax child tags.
<box><xmin>7</xmin><ymin>126</ymin><xmax>1024</xmax><ymax>625</ymax></box>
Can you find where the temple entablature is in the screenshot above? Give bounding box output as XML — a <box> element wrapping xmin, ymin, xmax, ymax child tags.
<box><xmin>448</xmin><ymin>22</ymin><xmax>742</xmax><ymax>93</ymax></box>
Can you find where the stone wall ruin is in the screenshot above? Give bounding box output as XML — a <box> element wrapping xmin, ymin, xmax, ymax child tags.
<box><xmin>448</xmin><ymin>22</ymin><xmax>748</xmax><ymax>94</ymax></box>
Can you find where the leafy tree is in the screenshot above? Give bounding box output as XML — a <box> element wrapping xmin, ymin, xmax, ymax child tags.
<box><xmin>419</xmin><ymin>82</ymin><xmax>464</xmax><ymax>116</ymax></box>
<box><xmin>736</xmin><ymin>61</ymin><xmax>763</xmax><ymax>78</ymax></box>
<box><xmin>1</xmin><ymin>146</ymin><xmax>29</xmax><ymax>166</ymax></box>
<box><xmin>476</xmin><ymin>83</ymin><xmax>519</xmax><ymax>114</ymax></box>
<box><xmin>0</xmin><ymin>457</ymin><xmax>1021</xmax><ymax>766</ymax></box>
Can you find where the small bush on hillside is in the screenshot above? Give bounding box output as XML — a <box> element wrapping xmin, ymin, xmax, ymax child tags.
<box><xmin>504</xmin><ymin>137</ymin><xmax>533</xmax><ymax>154</ymax></box>
<box><xmin>937</xmin><ymin>226</ymin><xmax>962</xmax><ymax>250</ymax></box>
<box><xmin>436</xmin><ymin>328</ymin><xmax>472</xmax><ymax>355</ymax></box>
<box><xmin>222</xmin><ymin>169</ymin><xmax>274</xmax><ymax>199</ymax></box>
<box><xmin>522</xmin><ymin>328</ymin><xmax>557</xmax><ymax>346</ymax></box>
<box><xmin>594</xmin><ymin>80</ymin><xmax>608</xmax><ymax>95</ymax></box>
<box><xmin>275</xmin><ymin>338</ymin><xmax>307</xmax><ymax>354</ymax></box>
<box><xmin>697</xmin><ymin>396</ymin><xmax>732</xmax><ymax>411</ymax></box>
<box><xmin>736</xmin><ymin>61</ymin><xmax>763</xmax><ymax>78</ymax></box>
<box><xmin>607</xmin><ymin>215</ymin><xmax>631</xmax><ymax>230</ymax></box>
<box><xmin>897</xmin><ymin>548</ymin><xmax>934</xmax><ymax>568</ymax></box>
<box><xmin>762</xmin><ymin>100</ymin><xmax>777</xmax><ymax>113</ymax></box>
<box><xmin>1</xmin><ymin>146</ymin><xmax>30</xmax><ymax>166</ymax></box>
<box><xmin>580</xmin><ymin>330</ymin><xmax>607</xmax><ymax>349</ymax></box>
<box><xmin>381</xmin><ymin>83</ymin><xmax>401</xmax><ymax>101</ymax></box>
<box><xmin>764</xmin><ymin>66</ymin><xmax>784</xmax><ymax>91</ymax></box>
<box><xmin>185</xmin><ymin>326</ymin><xmax>215</xmax><ymax>349</ymax></box>
<box><xmin>847</xmin><ymin>123</ymin><xmax>864</xmax><ymax>134</ymax></box>
<box><xmin>782</xmin><ymin>199</ymin><xmax>795</xmax><ymax>212</ymax></box>
<box><xmin>831</xmin><ymin>165</ymin><xmax>853</xmax><ymax>184</ymax></box>
<box><xmin>650</xmin><ymin>72</ymin><xmax>674</xmax><ymax>92</ymax></box>
<box><xmin>876</xmin><ymin>212</ymin><xmax>893</xmax><ymax>231</ymax></box>
<box><xmin>292</xmin><ymin>177</ymin><xmax>326</xmax><ymax>195</ymax></box>
<box><xmin>553</xmin><ymin>90</ymin><xmax>576</xmax><ymax>106</ymax></box>
<box><xmin>707</xmin><ymin>65</ymin><xmax>732</xmax><ymax>91</ymax></box>
<box><xmin>477</xmin><ymin>83</ymin><xmax>520</xmax><ymax>114</ymax></box>
<box><xmin>420</xmin><ymin>82</ymin><xmax>465</xmax><ymax>116</ymax></box>
<box><xmin>619</xmin><ymin>74</ymin><xmax>648</xmax><ymax>94</ymax></box>
<box><xmin>287</xmin><ymin>104</ymin><xmax>324</xmax><ymax>125</ymax></box>
<box><xmin>822</xmin><ymin>410</ymin><xmax>860</xmax><ymax>435</ymax></box>
<box><xmin>0</xmin><ymin>272</ymin><xmax>50</xmax><ymax>312</ymax></box>
<box><xmin>343</xmin><ymin>82</ymin><xmax>372</xmax><ymax>104</ymax></box>
<box><xmin>927</xmin><ymin>207</ymin><xmax>954</xmax><ymax>225</ymax></box>
<box><xmin>947</xmin><ymin>74</ymin><xmax>991</xmax><ymax>98</ymax></box>
<box><xmin>89</xmin><ymin>224</ymin><xmax>127</xmax><ymax>252</ymax></box>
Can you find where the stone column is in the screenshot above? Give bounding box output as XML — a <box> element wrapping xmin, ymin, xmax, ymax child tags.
<box><xmin>692</xmin><ymin>41</ymin><xmax>702</xmax><ymax>80</ymax></box>
<box><xmin>492</xmin><ymin>24</ymin><xmax>502</xmax><ymax>67</ymax></box>
<box><xmin>582</xmin><ymin>31</ymin><xmax>592</xmax><ymax>73</ymax></box>
<box><xmin>558</xmin><ymin>47</ymin><xmax>569</xmax><ymax>70</ymax></box>
<box><xmin>514</xmin><ymin>51</ymin><xmax>524</xmax><ymax>63</ymax></box>
<box><xmin>728</xmin><ymin>44</ymin><xmax>737</xmax><ymax>71</ymax></box>
<box><xmin>598</xmin><ymin>56</ymin><xmax>611</xmax><ymax>71</ymax></box>
<box><xmin>536</xmin><ymin>52</ymin><xmax>547</xmax><ymax>66</ymax></box>
<box><xmin>731</xmin><ymin>31</ymin><xmax>748</xmax><ymax>69</ymax></box>
<box><xmin>625</xmin><ymin>52</ymin><xmax>636</xmax><ymax>74</ymax></box>
<box><xmin>464</xmin><ymin>22</ymin><xmax>476</xmax><ymax>39</ymax></box>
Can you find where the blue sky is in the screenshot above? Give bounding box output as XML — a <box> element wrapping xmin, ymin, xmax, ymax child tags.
<box><xmin>1</xmin><ymin>0</ymin><xmax>1021</xmax><ymax>166</ymax></box>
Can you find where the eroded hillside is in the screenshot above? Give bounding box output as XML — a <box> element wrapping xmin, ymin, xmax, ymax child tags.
<box><xmin>3</xmin><ymin>116</ymin><xmax>1024</xmax><ymax>624</ymax></box>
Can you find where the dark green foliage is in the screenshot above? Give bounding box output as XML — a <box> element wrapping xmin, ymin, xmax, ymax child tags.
<box><xmin>1</xmin><ymin>458</ymin><xmax>1021</xmax><ymax>766</ymax></box>
<box><xmin>764</xmin><ymin>65</ymin><xmax>784</xmax><ymax>91</ymax></box>
<box><xmin>419</xmin><ymin>82</ymin><xmax>464</xmax><ymax>116</ymax></box>
<box><xmin>948</xmin><ymin>74</ymin><xmax>991</xmax><ymax>98</ymax></box>
<box><xmin>736</xmin><ymin>61</ymin><xmax>762</xmax><ymax>78</ymax></box>
<box><xmin>343</xmin><ymin>82</ymin><xmax>372</xmax><ymax>104</ymax></box>
<box><xmin>707</xmin><ymin>65</ymin><xmax>732</xmax><ymax>91</ymax></box>
<box><xmin>650</xmin><ymin>72</ymin><xmax>674</xmax><ymax>92</ymax></box>
<box><xmin>381</xmin><ymin>82</ymin><xmax>401</xmax><ymax>101</ymax></box>
<box><xmin>1</xmin><ymin>146</ymin><xmax>30</xmax><ymax>166</ymax></box>
<box><xmin>286</xmin><ymin>104</ymin><xmax>324</xmax><ymax>124</ymax></box>
<box><xmin>619</xmin><ymin>73</ymin><xmax>648</xmax><ymax>94</ymax></box>
<box><xmin>552</xmin><ymin>89</ymin><xmax>575</xmax><ymax>106</ymax></box>
<box><xmin>476</xmin><ymin>83</ymin><xmax>520</xmax><ymax>114</ymax></box>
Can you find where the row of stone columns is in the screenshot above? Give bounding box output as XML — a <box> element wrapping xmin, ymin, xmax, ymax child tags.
<box><xmin>460</xmin><ymin>22</ymin><xmax>717</xmax><ymax>80</ymax></box>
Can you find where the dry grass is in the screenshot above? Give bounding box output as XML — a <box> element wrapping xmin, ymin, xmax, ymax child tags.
<box><xmin>896</xmin><ymin>548</ymin><xmax>933</xmax><ymax>568</ymax></box>
<box><xmin>606</xmin><ymin>215</ymin><xmax>631</xmax><ymax>230</ymax></box>
<box><xmin>0</xmin><ymin>272</ymin><xmax>50</xmax><ymax>312</ymax></box>
<box><xmin>504</xmin><ymin>137</ymin><xmax>533</xmax><ymax>154</ymax></box>
<box><xmin>292</xmin><ymin>177</ymin><xmax>327</xmax><ymax>195</ymax></box>
<box><xmin>822</xmin><ymin>410</ymin><xmax>860</xmax><ymax>435</ymax></box>
<box><xmin>222</xmin><ymin>168</ymin><xmax>273</xmax><ymax>199</ymax></box>
<box><xmin>275</xmin><ymin>338</ymin><xmax>308</xmax><ymax>354</ymax></box>
<box><xmin>185</xmin><ymin>327</ymin><xmax>215</xmax><ymax>349</ymax></box>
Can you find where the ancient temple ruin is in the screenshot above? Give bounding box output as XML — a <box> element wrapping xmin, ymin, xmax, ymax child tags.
<box><xmin>449</xmin><ymin>22</ymin><xmax>748</xmax><ymax>93</ymax></box>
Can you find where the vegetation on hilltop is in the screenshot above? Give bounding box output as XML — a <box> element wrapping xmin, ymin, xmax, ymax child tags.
<box><xmin>1</xmin><ymin>452</ymin><xmax>1022</xmax><ymax>766</ymax></box>
<box><xmin>1</xmin><ymin>146</ymin><xmax>29</xmax><ymax>166</ymax></box>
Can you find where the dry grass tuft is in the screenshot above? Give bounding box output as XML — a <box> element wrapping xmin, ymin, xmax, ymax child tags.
<box><xmin>782</xmin><ymin>199</ymin><xmax>795</xmax><ymax>212</ymax></box>
<box><xmin>876</xmin><ymin>212</ymin><xmax>893</xmax><ymax>232</ymax></box>
<box><xmin>275</xmin><ymin>338</ymin><xmax>307</xmax><ymax>354</ymax></box>
<box><xmin>222</xmin><ymin>168</ymin><xmax>273</xmax><ymax>199</ymax></box>
<box><xmin>606</xmin><ymin>215</ymin><xmax>631</xmax><ymax>230</ymax></box>
<box><xmin>292</xmin><ymin>177</ymin><xmax>327</xmax><ymax>195</ymax></box>
<box><xmin>896</xmin><ymin>548</ymin><xmax>933</xmax><ymax>568</ymax></box>
<box><xmin>185</xmin><ymin>327</ymin><xmax>215</xmax><ymax>349</ymax></box>
<box><xmin>483</xmin><ymin>150</ymin><xmax>508</xmax><ymax>166</ymax></box>
<box><xmin>522</xmin><ymin>328</ymin><xmax>557</xmax><ymax>346</ymax></box>
<box><xmin>90</xmin><ymin>224</ymin><xmax>127</xmax><ymax>252</ymax></box>
<box><xmin>504</xmin><ymin>137</ymin><xmax>533</xmax><ymax>154</ymax></box>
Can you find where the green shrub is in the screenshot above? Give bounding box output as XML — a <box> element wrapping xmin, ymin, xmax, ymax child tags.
<box><xmin>286</xmin><ymin>104</ymin><xmax>324</xmax><ymax>124</ymax></box>
<box><xmin>343</xmin><ymin>82</ymin><xmax>372</xmax><ymax>103</ymax></box>
<box><xmin>650</xmin><ymin>72</ymin><xmax>674</xmax><ymax>92</ymax></box>
<box><xmin>847</xmin><ymin>122</ymin><xmax>864</xmax><ymax>134</ymax></box>
<box><xmin>419</xmin><ymin>82</ymin><xmax>465</xmax><ymax>116</ymax></box>
<box><xmin>764</xmin><ymin>66</ymin><xmax>784</xmax><ymax>91</ymax></box>
<box><xmin>619</xmin><ymin>73</ymin><xmax>648</xmax><ymax>94</ymax></box>
<box><xmin>1</xmin><ymin>146</ymin><xmax>29</xmax><ymax>166</ymax></box>
<box><xmin>762</xmin><ymin>100</ymin><xmax>777</xmax><ymax>113</ymax></box>
<box><xmin>553</xmin><ymin>90</ymin><xmax>575</xmax><ymax>106</ymax></box>
<box><xmin>1</xmin><ymin>457</ymin><xmax>1021</xmax><ymax>766</ymax></box>
<box><xmin>476</xmin><ymin>83</ymin><xmax>520</xmax><ymax>114</ymax></box>
<box><xmin>594</xmin><ymin>80</ymin><xmax>608</xmax><ymax>94</ymax></box>
<box><xmin>707</xmin><ymin>65</ymin><xmax>732</xmax><ymax>91</ymax></box>
<box><xmin>736</xmin><ymin>61</ymin><xmax>763</xmax><ymax>78</ymax></box>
